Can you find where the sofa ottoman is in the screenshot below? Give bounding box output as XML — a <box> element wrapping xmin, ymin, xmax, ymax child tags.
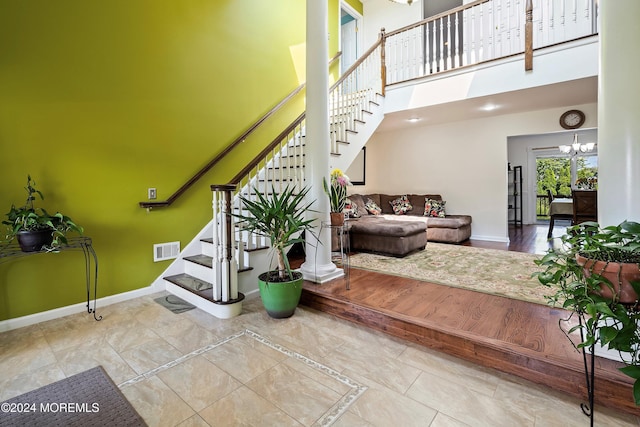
<box><xmin>349</xmin><ymin>217</ymin><xmax>427</xmax><ymax>257</ymax></box>
<box><xmin>425</xmin><ymin>215</ymin><xmax>472</xmax><ymax>243</ymax></box>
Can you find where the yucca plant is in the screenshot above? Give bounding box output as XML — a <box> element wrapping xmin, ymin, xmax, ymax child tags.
<box><xmin>232</xmin><ymin>185</ymin><xmax>317</xmax><ymax>281</ymax></box>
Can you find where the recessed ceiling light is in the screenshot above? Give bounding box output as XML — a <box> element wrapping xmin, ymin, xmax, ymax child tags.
<box><xmin>481</xmin><ymin>104</ymin><xmax>498</xmax><ymax>111</ymax></box>
<box><xmin>407</xmin><ymin>117</ymin><xmax>422</xmax><ymax>122</ymax></box>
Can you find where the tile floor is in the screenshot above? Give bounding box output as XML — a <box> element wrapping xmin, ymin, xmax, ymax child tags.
<box><xmin>1</xmin><ymin>292</ymin><xmax>639</xmax><ymax>427</ymax></box>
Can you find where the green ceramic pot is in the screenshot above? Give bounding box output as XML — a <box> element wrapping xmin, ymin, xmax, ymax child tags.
<box><xmin>258</xmin><ymin>271</ymin><xmax>303</xmax><ymax>318</ymax></box>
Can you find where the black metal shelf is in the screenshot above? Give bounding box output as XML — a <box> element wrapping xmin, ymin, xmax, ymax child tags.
<box><xmin>508</xmin><ymin>165</ymin><xmax>523</xmax><ymax>227</ymax></box>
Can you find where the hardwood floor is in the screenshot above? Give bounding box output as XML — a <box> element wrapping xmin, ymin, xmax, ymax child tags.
<box><xmin>299</xmin><ymin>223</ymin><xmax>640</xmax><ymax>416</ymax></box>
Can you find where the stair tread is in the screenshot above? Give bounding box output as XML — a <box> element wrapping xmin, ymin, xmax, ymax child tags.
<box><xmin>165</xmin><ymin>273</ymin><xmax>246</xmax><ymax>305</ymax></box>
<box><xmin>184</xmin><ymin>254</ymin><xmax>213</xmax><ymax>268</ymax></box>
<box><xmin>165</xmin><ymin>273</ymin><xmax>213</xmax><ymax>292</ymax></box>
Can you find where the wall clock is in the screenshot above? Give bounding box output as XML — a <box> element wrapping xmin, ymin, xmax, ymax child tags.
<box><xmin>559</xmin><ymin>109</ymin><xmax>585</xmax><ymax>129</ymax></box>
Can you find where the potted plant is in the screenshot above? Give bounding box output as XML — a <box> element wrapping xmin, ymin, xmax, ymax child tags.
<box><xmin>3</xmin><ymin>175</ymin><xmax>83</xmax><ymax>252</ymax></box>
<box><xmin>534</xmin><ymin>220</ymin><xmax>640</xmax><ymax>406</ymax></box>
<box><xmin>322</xmin><ymin>168</ymin><xmax>351</xmax><ymax>226</ymax></box>
<box><xmin>232</xmin><ymin>185</ymin><xmax>317</xmax><ymax>318</ymax></box>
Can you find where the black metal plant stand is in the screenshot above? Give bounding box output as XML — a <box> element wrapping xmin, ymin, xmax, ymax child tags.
<box><xmin>0</xmin><ymin>236</ymin><xmax>101</xmax><ymax>321</ymax></box>
<box><xmin>578</xmin><ymin>313</ymin><xmax>596</xmax><ymax>427</ymax></box>
<box><xmin>558</xmin><ymin>311</ymin><xmax>597</xmax><ymax>426</ymax></box>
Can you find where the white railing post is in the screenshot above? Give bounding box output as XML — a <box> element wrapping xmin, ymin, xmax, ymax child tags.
<box><xmin>211</xmin><ymin>190</ymin><xmax>221</xmax><ymax>301</ymax></box>
<box><xmin>211</xmin><ymin>185</ymin><xmax>238</xmax><ymax>303</ymax></box>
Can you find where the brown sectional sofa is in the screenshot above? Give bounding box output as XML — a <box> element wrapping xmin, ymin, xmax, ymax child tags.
<box><xmin>345</xmin><ymin>193</ymin><xmax>472</xmax><ymax>256</ymax></box>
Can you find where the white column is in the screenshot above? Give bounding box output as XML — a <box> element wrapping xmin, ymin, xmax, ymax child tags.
<box><xmin>300</xmin><ymin>0</ymin><xmax>342</xmax><ymax>283</ymax></box>
<box><xmin>598</xmin><ymin>0</ymin><xmax>640</xmax><ymax>226</ymax></box>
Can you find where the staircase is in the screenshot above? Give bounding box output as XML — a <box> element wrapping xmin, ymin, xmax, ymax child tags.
<box><xmin>147</xmin><ymin>0</ymin><xmax>599</xmax><ymax>319</ymax></box>
<box><xmin>151</xmin><ymin>42</ymin><xmax>385</xmax><ymax>319</ymax></box>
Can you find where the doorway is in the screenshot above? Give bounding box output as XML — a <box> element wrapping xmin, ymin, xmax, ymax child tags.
<box><xmin>340</xmin><ymin>2</ymin><xmax>362</xmax><ymax>76</ymax></box>
<box><xmin>533</xmin><ymin>150</ymin><xmax>598</xmax><ymax>222</ymax></box>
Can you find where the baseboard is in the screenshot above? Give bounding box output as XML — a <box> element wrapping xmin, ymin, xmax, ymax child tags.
<box><xmin>469</xmin><ymin>234</ymin><xmax>510</xmax><ymax>243</ymax></box>
<box><xmin>0</xmin><ymin>285</ymin><xmax>161</xmax><ymax>332</ymax></box>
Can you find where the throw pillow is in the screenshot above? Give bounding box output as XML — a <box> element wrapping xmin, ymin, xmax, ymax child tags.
<box><xmin>389</xmin><ymin>195</ymin><xmax>413</xmax><ymax>215</ymax></box>
<box><xmin>343</xmin><ymin>198</ymin><xmax>360</xmax><ymax>218</ymax></box>
<box><xmin>364</xmin><ymin>198</ymin><xmax>382</xmax><ymax>215</ymax></box>
<box><xmin>424</xmin><ymin>198</ymin><xmax>446</xmax><ymax>217</ymax></box>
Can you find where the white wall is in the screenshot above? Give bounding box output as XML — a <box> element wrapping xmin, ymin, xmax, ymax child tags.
<box><xmin>362</xmin><ymin>0</ymin><xmax>422</xmax><ymax>48</ymax></box>
<box><xmin>358</xmin><ymin>103</ymin><xmax>598</xmax><ymax>242</ymax></box>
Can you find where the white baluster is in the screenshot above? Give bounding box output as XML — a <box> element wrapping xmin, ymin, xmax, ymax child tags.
<box><xmin>446</xmin><ymin>15</ymin><xmax>452</xmax><ymax>69</ymax></box>
<box><xmin>432</xmin><ymin>21</ymin><xmax>438</xmax><ymax>72</ymax></box>
<box><xmin>220</xmin><ymin>191</ymin><xmax>229</xmax><ymax>302</ymax></box>
<box><xmin>471</xmin><ymin>7</ymin><xmax>477</xmax><ymax>64</ymax></box>
<box><xmin>212</xmin><ymin>191</ymin><xmax>222</xmax><ymax>301</ymax></box>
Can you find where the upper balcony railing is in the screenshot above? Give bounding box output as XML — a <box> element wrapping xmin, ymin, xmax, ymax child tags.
<box><xmin>383</xmin><ymin>0</ymin><xmax>599</xmax><ymax>86</ymax></box>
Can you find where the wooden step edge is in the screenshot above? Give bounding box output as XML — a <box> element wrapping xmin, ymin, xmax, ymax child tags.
<box><xmin>257</xmin><ymin>178</ymin><xmax>306</xmax><ymax>183</ymax></box>
<box><xmin>299</xmin><ymin>286</ymin><xmax>640</xmax><ymax>417</ymax></box>
<box><xmin>267</xmin><ymin>165</ymin><xmax>305</xmax><ymax>170</ymax></box>
<box><xmin>245</xmin><ymin>245</ymin><xmax>269</xmax><ymax>253</ymax></box>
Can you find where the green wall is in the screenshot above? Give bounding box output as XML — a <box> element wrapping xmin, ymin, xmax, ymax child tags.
<box><xmin>0</xmin><ymin>0</ymin><xmax>352</xmax><ymax>320</ymax></box>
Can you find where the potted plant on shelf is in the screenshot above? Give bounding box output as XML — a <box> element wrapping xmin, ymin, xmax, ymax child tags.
<box><xmin>3</xmin><ymin>175</ymin><xmax>83</xmax><ymax>252</ymax></box>
<box><xmin>232</xmin><ymin>185</ymin><xmax>317</xmax><ymax>318</ymax></box>
<box><xmin>323</xmin><ymin>168</ymin><xmax>351</xmax><ymax>226</ymax></box>
<box><xmin>534</xmin><ymin>220</ymin><xmax>640</xmax><ymax>407</ymax></box>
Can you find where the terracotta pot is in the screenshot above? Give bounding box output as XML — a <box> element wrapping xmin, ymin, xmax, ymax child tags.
<box><xmin>330</xmin><ymin>212</ymin><xmax>344</xmax><ymax>226</ymax></box>
<box><xmin>576</xmin><ymin>254</ymin><xmax>640</xmax><ymax>304</ymax></box>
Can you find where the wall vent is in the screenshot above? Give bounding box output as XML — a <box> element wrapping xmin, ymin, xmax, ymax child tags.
<box><xmin>153</xmin><ymin>241</ymin><xmax>180</xmax><ymax>262</ymax></box>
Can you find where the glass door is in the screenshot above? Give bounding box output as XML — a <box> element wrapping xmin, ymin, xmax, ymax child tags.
<box><xmin>534</xmin><ymin>152</ymin><xmax>598</xmax><ymax>221</ymax></box>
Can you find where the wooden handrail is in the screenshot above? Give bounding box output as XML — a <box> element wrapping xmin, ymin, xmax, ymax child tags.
<box><xmin>225</xmin><ymin>112</ymin><xmax>306</xmax><ymax>186</ymax></box>
<box><xmin>330</xmin><ymin>36</ymin><xmax>383</xmax><ymax>92</ymax></box>
<box><xmin>140</xmin><ymin>52</ymin><xmax>342</xmax><ymax>209</ymax></box>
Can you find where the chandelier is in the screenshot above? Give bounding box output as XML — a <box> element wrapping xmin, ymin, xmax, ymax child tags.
<box><xmin>558</xmin><ymin>133</ymin><xmax>595</xmax><ymax>155</ymax></box>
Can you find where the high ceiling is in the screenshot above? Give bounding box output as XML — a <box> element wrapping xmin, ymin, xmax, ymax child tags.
<box><xmin>376</xmin><ymin>76</ymin><xmax>598</xmax><ymax>133</ymax></box>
